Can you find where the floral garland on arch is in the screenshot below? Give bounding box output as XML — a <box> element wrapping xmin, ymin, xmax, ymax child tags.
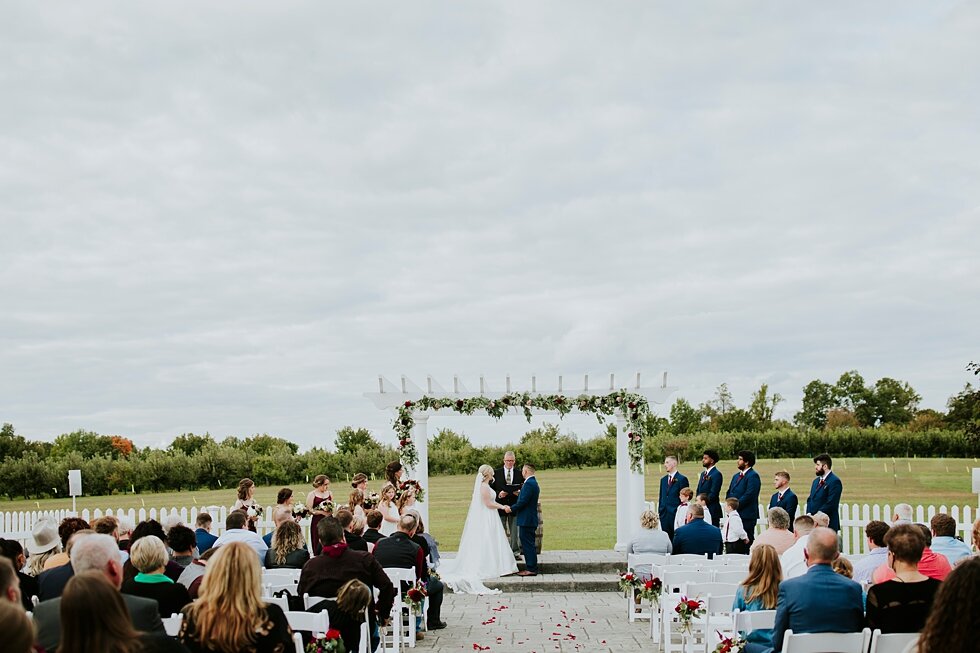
<box><xmin>393</xmin><ymin>390</ymin><xmax>651</xmax><ymax>472</ymax></box>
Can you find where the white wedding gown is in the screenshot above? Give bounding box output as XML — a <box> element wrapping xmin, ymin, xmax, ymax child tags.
<box><xmin>438</xmin><ymin>474</ymin><xmax>518</xmax><ymax>594</ymax></box>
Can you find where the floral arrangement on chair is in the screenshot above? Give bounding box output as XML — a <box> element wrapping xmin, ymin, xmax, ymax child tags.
<box><xmin>674</xmin><ymin>596</ymin><xmax>705</xmax><ymax>635</ymax></box>
<box><xmin>306</xmin><ymin>628</ymin><xmax>346</xmax><ymax>653</ymax></box>
<box><xmin>638</xmin><ymin>577</ymin><xmax>663</xmax><ymax>604</ymax></box>
<box><xmin>712</xmin><ymin>631</ymin><xmax>747</xmax><ymax>653</ymax></box>
<box><xmin>396</xmin><ymin>480</ymin><xmax>426</xmax><ymax>503</ymax></box>
<box><xmin>406</xmin><ymin>581</ymin><xmax>428</xmax><ymax>615</ymax></box>
<box><xmin>617</xmin><ymin>569</ymin><xmax>640</xmax><ymax>594</ymax></box>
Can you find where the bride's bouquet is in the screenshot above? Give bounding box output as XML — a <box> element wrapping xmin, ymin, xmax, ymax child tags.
<box><xmin>396</xmin><ymin>480</ymin><xmax>425</xmax><ymax>503</ymax></box>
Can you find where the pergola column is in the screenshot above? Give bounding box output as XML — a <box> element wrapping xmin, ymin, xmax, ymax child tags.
<box><xmin>402</xmin><ymin>414</ymin><xmax>430</xmax><ymax>527</ymax></box>
<box><xmin>615</xmin><ymin>413</ymin><xmax>646</xmax><ymax>551</ymax></box>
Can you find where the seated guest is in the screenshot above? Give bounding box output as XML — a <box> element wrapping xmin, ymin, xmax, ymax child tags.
<box><xmin>212</xmin><ymin>510</ymin><xmax>268</xmax><ymax>560</ymax></box>
<box><xmin>122</xmin><ymin>536</ymin><xmax>192</xmax><ymax>619</ymax></box>
<box><xmin>37</xmin><ymin>530</ymin><xmax>95</xmax><ymax>601</ymax></box>
<box><xmin>780</xmin><ymin>515</ymin><xmax>816</xmax><ymax>580</ymax></box>
<box><xmin>832</xmin><ymin>556</ymin><xmax>853</xmax><ymax>578</ymax></box>
<box><xmin>671</xmin><ymin>504</ymin><xmax>722</xmax><ymax>557</ymax></box>
<box><xmin>626</xmin><ymin>510</ymin><xmax>672</xmax><ymax>579</ymax></box>
<box><xmin>262</xmin><ymin>505</ymin><xmax>294</xmax><ymax>548</ymax></box>
<box><xmin>33</xmin><ymin>534</ymin><xmax>165</xmax><ymax>652</ymax></box>
<box><xmin>117</xmin><ymin>516</ymin><xmax>135</xmax><ymax>552</ymax></box>
<box><xmin>265</xmin><ymin>520</ymin><xmax>310</xmax><ymax>569</ymax></box>
<box><xmin>25</xmin><ymin>517</ymin><xmax>62</xmax><ymax>577</ymax></box>
<box><xmin>752</xmin><ymin>508</ymin><xmax>796</xmax><ymax>556</ymax></box>
<box><xmin>852</xmin><ymin>520</ymin><xmax>890</xmax><ymax>585</ymax></box>
<box><xmin>179</xmin><ymin>542</ymin><xmax>292</xmax><ymax>653</ymax></box>
<box><xmin>915</xmin><ymin>557</ymin><xmax>980</xmax><ymax>653</ymax></box>
<box><xmin>723</xmin><ymin>498</ymin><xmax>750</xmax><ymax>555</ymax></box>
<box><xmin>91</xmin><ymin>516</ymin><xmax>127</xmax><ymax>563</ymax></box>
<box><xmin>167</xmin><ymin>525</ymin><xmax>197</xmax><ymax>568</ymax></box>
<box><xmin>326</xmin><ymin>579</ymin><xmax>372</xmax><ymax>653</ymax></box>
<box><xmin>42</xmin><ymin>517</ymin><xmax>90</xmax><ymax>571</ymax></box>
<box><xmin>0</xmin><ymin>600</ymin><xmax>35</xmax><ymax>653</ymax></box>
<box><xmin>929</xmin><ymin>513</ymin><xmax>971</xmax><ymax>566</ymax></box>
<box><xmin>891</xmin><ymin>503</ymin><xmax>914</xmax><ymax>526</ymax></box>
<box><xmin>810</xmin><ymin>512</ymin><xmax>830</xmax><ymax>529</ymax></box>
<box><xmin>865</xmin><ymin>524</ymin><xmax>941</xmax><ymax>634</ymax></box>
<box><xmin>733</xmin><ymin>544</ymin><xmax>781</xmax><ymax>650</ymax></box>
<box><xmin>0</xmin><ymin>557</ymin><xmax>23</xmax><ymax>607</ymax></box>
<box><xmin>873</xmin><ymin>523</ymin><xmax>951</xmax><ymax>582</ymax></box>
<box><xmin>177</xmin><ymin>547</ymin><xmax>217</xmax><ymax>600</ymax></box>
<box><xmin>754</xmin><ymin>527</ymin><xmax>864</xmax><ymax>653</ymax></box>
<box><xmin>123</xmin><ymin>520</ymin><xmax>184</xmax><ymax>583</ymax></box>
<box><xmin>363</xmin><ymin>510</ymin><xmax>386</xmax><ymax>545</ymax></box>
<box><xmin>0</xmin><ymin>539</ymin><xmax>38</xmax><ymax>611</ymax></box>
<box><xmin>299</xmin><ymin>517</ymin><xmax>396</xmax><ymax>651</ymax></box>
<box><xmin>58</xmin><ymin>572</ymin><xmax>185</xmax><ymax>653</ymax></box>
<box><xmin>194</xmin><ymin>513</ymin><xmax>218</xmax><ymax>554</ymax></box>
<box><xmin>973</xmin><ymin>517</ymin><xmax>980</xmax><ymax>553</ymax></box>
<box><xmin>337</xmin><ymin>509</ymin><xmax>368</xmax><ymax>552</ymax></box>
<box><xmin>374</xmin><ymin>514</ymin><xmax>446</xmax><ymax>633</ymax></box>
<box><xmin>415</xmin><ymin>514</ymin><xmax>441</xmax><ymax>571</ymax></box>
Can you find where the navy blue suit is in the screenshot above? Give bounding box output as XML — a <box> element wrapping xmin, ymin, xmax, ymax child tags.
<box><xmin>749</xmin><ymin>564</ymin><xmax>863</xmax><ymax>653</ymax></box>
<box><xmin>726</xmin><ymin>468</ymin><xmax>761</xmax><ymax>542</ymax></box>
<box><xmin>196</xmin><ymin>528</ymin><xmax>218</xmax><ymax>554</ymax></box>
<box><xmin>805</xmin><ymin>472</ymin><xmax>842</xmax><ymax>532</ymax></box>
<box><xmin>511</xmin><ymin>475</ymin><xmax>540</xmax><ymax>572</ymax></box>
<box><xmin>696</xmin><ymin>467</ymin><xmax>724</xmax><ymax>526</ymax></box>
<box><xmin>658</xmin><ymin>472</ymin><xmax>689</xmax><ymax>539</ymax></box>
<box><xmin>671</xmin><ymin>518</ymin><xmax>722</xmax><ymax>558</ymax></box>
<box><xmin>769</xmin><ymin>489</ymin><xmax>799</xmax><ymax>532</ymax></box>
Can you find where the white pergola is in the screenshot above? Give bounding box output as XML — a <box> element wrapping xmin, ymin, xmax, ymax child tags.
<box><xmin>364</xmin><ymin>372</ymin><xmax>677</xmax><ymax>551</ymax></box>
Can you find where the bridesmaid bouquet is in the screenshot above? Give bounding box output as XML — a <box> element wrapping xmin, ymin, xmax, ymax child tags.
<box><xmin>291</xmin><ymin>504</ymin><xmax>311</xmax><ymax>519</ymax></box>
<box><xmin>246</xmin><ymin>504</ymin><xmax>264</xmax><ymax>519</ymax></box>
<box><xmin>363</xmin><ymin>492</ymin><xmax>381</xmax><ymax>510</ymax></box>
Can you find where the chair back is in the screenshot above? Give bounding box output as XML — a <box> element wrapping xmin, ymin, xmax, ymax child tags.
<box><xmin>713</xmin><ymin>570</ymin><xmax>748</xmax><ymax>584</ymax></box>
<box><xmin>285</xmin><ymin>610</ymin><xmax>330</xmax><ymax>636</ymax></box>
<box><xmin>663</xmin><ymin>569</ymin><xmax>712</xmax><ymax>594</ymax></box>
<box><xmin>869</xmin><ymin>630</ymin><xmax>919</xmax><ymax>653</ymax></box>
<box><xmin>264</xmin><ymin>579</ymin><xmax>300</xmax><ymax>595</ymax></box>
<box><xmin>782</xmin><ymin>628</ymin><xmax>871</xmax><ymax>653</ymax></box>
<box><xmin>264</xmin><ymin>568</ymin><xmax>302</xmax><ymax>579</ymax></box>
<box><xmin>304</xmin><ymin>594</ymin><xmax>337</xmax><ymax>610</ymax></box>
<box><xmin>733</xmin><ymin>608</ymin><xmax>776</xmax><ymax>632</ymax></box>
<box><xmin>667</xmin><ymin>553</ymin><xmax>709</xmax><ymax>565</ymax></box>
<box><xmin>720</xmin><ymin>554</ymin><xmax>750</xmax><ymax>566</ymax></box>
<box><xmin>682</xmin><ymin>581</ymin><xmax>739</xmax><ymax>599</ymax></box>
<box><xmin>163</xmin><ymin>613</ymin><xmax>183</xmax><ymax>637</ymax></box>
<box><xmin>628</xmin><ymin>552</ymin><xmax>669</xmax><ymax>569</ymax></box>
<box><xmin>262</xmin><ymin>595</ymin><xmax>290</xmax><ymax>612</ymax></box>
<box><xmin>293</xmin><ymin>632</ymin><xmax>304</xmax><ymax>653</ymax></box>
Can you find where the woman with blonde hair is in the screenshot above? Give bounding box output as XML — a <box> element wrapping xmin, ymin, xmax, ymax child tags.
<box><xmin>732</xmin><ymin>544</ymin><xmax>781</xmax><ymax>649</ymax></box>
<box><xmin>437</xmin><ymin>464</ymin><xmax>518</xmax><ymax>594</ymax></box>
<box><xmin>0</xmin><ymin>600</ymin><xmax>34</xmax><ymax>653</ymax></box>
<box><xmin>179</xmin><ymin>541</ymin><xmax>292</xmax><ymax>653</ymax></box>
<box><xmin>265</xmin><ymin>520</ymin><xmax>310</xmax><ymax>569</ymax></box>
<box><xmin>306</xmin><ymin>474</ymin><xmax>333</xmax><ymax>555</ymax></box>
<box><xmin>626</xmin><ymin>510</ymin><xmax>672</xmax><ymax>580</ymax></box>
<box><xmin>59</xmin><ymin>571</ymin><xmax>185</xmax><ymax>653</ymax></box>
<box><xmin>377</xmin><ymin>482</ymin><xmax>400</xmax><ymax>536</ymax></box>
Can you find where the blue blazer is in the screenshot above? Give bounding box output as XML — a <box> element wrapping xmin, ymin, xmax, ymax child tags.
<box><xmin>768</xmin><ymin>565</ymin><xmax>864</xmax><ymax>653</ymax></box>
<box><xmin>196</xmin><ymin>528</ymin><xmax>218</xmax><ymax>554</ymax></box>
<box><xmin>769</xmin><ymin>489</ymin><xmax>799</xmax><ymax>531</ymax></box>
<box><xmin>511</xmin><ymin>475</ymin><xmax>539</xmax><ymax>528</ymax></box>
<box><xmin>726</xmin><ymin>467</ymin><xmax>761</xmax><ymax>526</ymax></box>
<box><xmin>696</xmin><ymin>467</ymin><xmax>724</xmax><ymax>525</ymax></box>
<box><xmin>805</xmin><ymin>472</ymin><xmax>842</xmax><ymax>531</ymax></box>
<box><xmin>658</xmin><ymin>472</ymin><xmax>689</xmax><ymax>527</ymax></box>
<box><xmin>671</xmin><ymin>519</ymin><xmax>722</xmax><ymax>557</ymax></box>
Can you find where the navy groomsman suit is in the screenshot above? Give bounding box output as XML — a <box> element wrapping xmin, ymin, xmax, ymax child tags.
<box><xmin>726</xmin><ymin>467</ymin><xmax>761</xmax><ymax>543</ymax></box>
<box><xmin>696</xmin><ymin>466</ymin><xmax>724</xmax><ymax>527</ymax></box>
<box><xmin>658</xmin><ymin>470</ymin><xmax>689</xmax><ymax>540</ymax></box>
<box><xmin>769</xmin><ymin>488</ymin><xmax>799</xmax><ymax>531</ymax></box>
<box><xmin>805</xmin><ymin>472</ymin><xmax>843</xmax><ymax>532</ymax></box>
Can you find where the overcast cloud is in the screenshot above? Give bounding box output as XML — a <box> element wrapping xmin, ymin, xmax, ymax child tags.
<box><xmin>2</xmin><ymin>2</ymin><xmax>978</xmax><ymax>450</ymax></box>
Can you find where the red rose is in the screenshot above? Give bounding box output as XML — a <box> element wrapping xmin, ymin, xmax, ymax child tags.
<box><xmin>404</xmin><ymin>401</ymin><xmax>414</xmax><ymax>408</ymax></box>
<box><xmin>687</xmin><ymin>600</ymin><xmax>700</xmax><ymax>609</ymax></box>
<box><xmin>326</xmin><ymin>629</ymin><xmax>343</xmax><ymax>640</ymax></box>
<box><xmin>628</xmin><ymin>401</ymin><xmax>636</xmax><ymax>409</ymax></box>
<box><xmin>456</xmin><ymin>400</ymin><xmax>464</xmax><ymax>408</ymax></box>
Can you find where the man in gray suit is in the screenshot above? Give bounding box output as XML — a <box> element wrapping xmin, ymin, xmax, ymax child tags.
<box><xmin>33</xmin><ymin>534</ymin><xmax>164</xmax><ymax>651</ymax></box>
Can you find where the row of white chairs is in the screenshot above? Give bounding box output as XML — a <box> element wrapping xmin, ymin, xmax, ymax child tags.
<box><xmin>781</xmin><ymin>629</ymin><xmax>917</xmax><ymax>653</ymax></box>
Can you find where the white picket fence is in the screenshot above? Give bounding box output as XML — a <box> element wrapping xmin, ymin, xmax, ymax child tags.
<box><xmin>0</xmin><ymin>505</ymin><xmax>311</xmax><ymax>548</ymax></box>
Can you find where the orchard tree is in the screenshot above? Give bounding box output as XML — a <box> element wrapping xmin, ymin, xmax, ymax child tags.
<box><xmin>669</xmin><ymin>398</ymin><xmax>704</xmax><ymax>434</ymax></box>
<box><xmin>749</xmin><ymin>384</ymin><xmax>784</xmax><ymax>428</ymax></box>
<box><xmin>868</xmin><ymin>378</ymin><xmax>921</xmax><ymax>426</ymax></box>
<box><xmin>795</xmin><ymin>380</ymin><xmax>835</xmax><ymax>429</ymax></box>
<box><xmin>334</xmin><ymin>427</ymin><xmax>380</xmax><ymax>455</ymax></box>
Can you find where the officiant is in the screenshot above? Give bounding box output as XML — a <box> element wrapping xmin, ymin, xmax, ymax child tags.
<box><xmin>491</xmin><ymin>451</ymin><xmax>524</xmax><ymax>558</ymax></box>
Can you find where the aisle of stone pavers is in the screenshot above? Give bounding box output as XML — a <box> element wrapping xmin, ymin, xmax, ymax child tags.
<box><xmin>418</xmin><ymin>591</ymin><xmax>649</xmax><ymax>652</ymax></box>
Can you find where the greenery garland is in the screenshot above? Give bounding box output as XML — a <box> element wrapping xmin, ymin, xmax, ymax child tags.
<box><xmin>393</xmin><ymin>390</ymin><xmax>651</xmax><ymax>472</ymax></box>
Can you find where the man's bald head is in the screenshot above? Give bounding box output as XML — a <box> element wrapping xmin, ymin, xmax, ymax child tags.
<box><xmin>805</xmin><ymin>527</ymin><xmax>839</xmax><ymax>564</ymax></box>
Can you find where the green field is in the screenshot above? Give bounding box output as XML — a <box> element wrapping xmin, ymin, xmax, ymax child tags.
<box><xmin>2</xmin><ymin>458</ymin><xmax>977</xmax><ymax>550</ymax></box>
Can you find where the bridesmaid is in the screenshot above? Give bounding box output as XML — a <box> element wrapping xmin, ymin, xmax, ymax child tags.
<box><xmin>384</xmin><ymin>461</ymin><xmax>404</xmax><ymax>489</ymax></box>
<box><xmin>231</xmin><ymin>478</ymin><xmax>260</xmax><ymax>533</ymax></box>
<box><xmin>306</xmin><ymin>475</ymin><xmax>333</xmax><ymax>555</ymax></box>
<box><xmin>377</xmin><ymin>483</ymin><xmax>399</xmax><ymax>536</ymax></box>
<box><xmin>351</xmin><ymin>473</ymin><xmax>369</xmax><ymax>494</ymax></box>
<box><xmin>348</xmin><ymin>489</ymin><xmax>366</xmax><ymax>521</ymax></box>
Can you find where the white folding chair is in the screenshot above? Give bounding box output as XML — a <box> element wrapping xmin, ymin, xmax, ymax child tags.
<box><xmin>293</xmin><ymin>632</ymin><xmax>304</xmax><ymax>653</ymax></box>
<box><xmin>264</xmin><ymin>579</ymin><xmax>300</xmax><ymax>596</ymax></box>
<box><xmin>381</xmin><ymin>567</ymin><xmax>417</xmax><ymax>652</ymax></box>
<box><xmin>358</xmin><ymin>604</ymin><xmax>371</xmax><ymax>653</ymax></box>
<box><xmin>712</xmin><ymin>569</ymin><xmax>748</xmax><ymax>584</ymax></box>
<box><xmin>720</xmin><ymin>553</ymin><xmax>750</xmax><ymax>566</ymax></box>
<box><xmin>304</xmin><ymin>594</ymin><xmax>335</xmax><ymax>610</ymax></box>
<box><xmin>733</xmin><ymin>608</ymin><xmax>777</xmax><ymax>634</ymax></box>
<box><xmin>782</xmin><ymin>628</ymin><xmax>871</xmax><ymax>653</ymax></box>
<box><xmin>662</xmin><ymin>569</ymin><xmax>712</xmax><ymax>595</ymax></box>
<box><xmin>262</xmin><ymin>595</ymin><xmax>290</xmax><ymax>612</ymax></box>
<box><xmin>660</xmin><ymin>592</ymin><xmax>708</xmax><ymax>653</ymax></box>
<box><xmin>162</xmin><ymin>613</ymin><xmax>183</xmax><ymax>637</ymax></box>
<box><xmin>264</xmin><ymin>568</ymin><xmax>302</xmax><ymax>581</ymax></box>
<box><xmin>668</xmin><ymin>553</ymin><xmax>710</xmax><ymax>565</ymax></box>
<box><xmin>869</xmin><ymin>630</ymin><xmax>919</xmax><ymax>653</ymax></box>
<box><xmin>285</xmin><ymin>610</ymin><xmax>330</xmax><ymax>637</ymax></box>
<box><xmin>701</xmin><ymin>594</ymin><xmax>737</xmax><ymax>653</ymax></box>
<box><xmin>625</xmin><ymin>554</ymin><xmax>666</xmax><ymax>624</ymax></box>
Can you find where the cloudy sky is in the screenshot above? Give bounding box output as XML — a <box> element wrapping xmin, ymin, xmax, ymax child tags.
<box><xmin>2</xmin><ymin>2</ymin><xmax>978</xmax><ymax>451</ymax></box>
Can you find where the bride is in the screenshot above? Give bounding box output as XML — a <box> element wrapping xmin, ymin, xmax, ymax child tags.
<box><xmin>438</xmin><ymin>464</ymin><xmax>518</xmax><ymax>594</ymax></box>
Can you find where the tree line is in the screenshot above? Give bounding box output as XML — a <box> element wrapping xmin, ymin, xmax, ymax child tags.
<box><xmin>1</xmin><ymin>367</ymin><xmax>977</xmax><ymax>500</ymax></box>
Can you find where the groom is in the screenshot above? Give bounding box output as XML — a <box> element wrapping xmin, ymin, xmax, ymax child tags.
<box><xmin>505</xmin><ymin>463</ymin><xmax>540</xmax><ymax>577</ymax></box>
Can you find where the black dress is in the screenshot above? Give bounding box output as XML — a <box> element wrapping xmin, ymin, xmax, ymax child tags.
<box><xmin>866</xmin><ymin>578</ymin><xmax>942</xmax><ymax>634</ymax></box>
<box><xmin>122</xmin><ymin>577</ymin><xmax>192</xmax><ymax>618</ymax></box>
<box><xmin>326</xmin><ymin>602</ymin><xmax>366</xmax><ymax>653</ymax></box>
<box><xmin>178</xmin><ymin>602</ymin><xmax>293</xmax><ymax>653</ymax></box>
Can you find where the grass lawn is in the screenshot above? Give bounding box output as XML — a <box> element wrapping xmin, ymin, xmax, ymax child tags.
<box><xmin>2</xmin><ymin>458</ymin><xmax>977</xmax><ymax>550</ymax></box>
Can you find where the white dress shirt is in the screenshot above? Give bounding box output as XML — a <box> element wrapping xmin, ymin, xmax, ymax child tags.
<box><xmin>780</xmin><ymin>534</ymin><xmax>810</xmax><ymax>579</ymax></box>
<box><xmin>213</xmin><ymin>528</ymin><xmax>269</xmax><ymax>559</ymax></box>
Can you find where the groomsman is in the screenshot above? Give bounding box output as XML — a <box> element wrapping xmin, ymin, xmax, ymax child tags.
<box><xmin>491</xmin><ymin>451</ymin><xmax>524</xmax><ymax>557</ymax></box>
<box><xmin>806</xmin><ymin>453</ymin><xmax>843</xmax><ymax>532</ymax></box>
<box><xmin>725</xmin><ymin>450</ymin><xmax>761</xmax><ymax>544</ymax></box>
<box><xmin>658</xmin><ymin>456</ymin><xmax>689</xmax><ymax>540</ymax></box>
<box><xmin>696</xmin><ymin>449</ymin><xmax>724</xmax><ymax>527</ymax></box>
<box><xmin>769</xmin><ymin>470</ymin><xmax>799</xmax><ymax>531</ymax></box>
